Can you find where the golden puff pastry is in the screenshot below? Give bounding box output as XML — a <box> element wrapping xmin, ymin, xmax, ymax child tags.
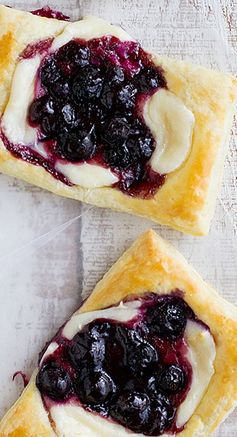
<box><xmin>1</xmin><ymin>230</ymin><xmax>237</xmax><ymax>436</ymax></box>
<box><xmin>0</xmin><ymin>5</ymin><xmax>236</xmax><ymax>236</ymax></box>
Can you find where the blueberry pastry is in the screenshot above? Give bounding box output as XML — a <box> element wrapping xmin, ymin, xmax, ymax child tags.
<box><xmin>1</xmin><ymin>230</ymin><xmax>237</xmax><ymax>436</ymax></box>
<box><xmin>0</xmin><ymin>6</ymin><xmax>237</xmax><ymax>235</ymax></box>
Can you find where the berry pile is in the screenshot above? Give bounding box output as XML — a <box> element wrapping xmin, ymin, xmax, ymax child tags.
<box><xmin>27</xmin><ymin>36</ymin><xmax>166</xmax><ymax>195</ymax></box>
<box><xmin>36</xmin><ymin>294</ymin><xmax>195</xmax><ymax>435</ymax></box>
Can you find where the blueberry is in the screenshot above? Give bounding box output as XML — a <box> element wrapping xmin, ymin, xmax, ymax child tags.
<box><xmin>72</xmin><ymin>66</ymin><xmax>103</xmax><ymax>102</ymax></box>
<box><xmin>149</xmin><ymin>393</ymin><xmax>176</xmax><ymax>435</ymax></box>
<box><xmin>126</xmin><ymin>133</ymin><xmax>154</xmax><ymax>160</ymax></box>
<box><xmin>110</xmin><ymin>391</ymin><xmax>151</xmax><ymax>432</ymax></box>
<box><xmin>107</xmin><ymin>65</ymin><xmax>125</xmax><ymax>85</ymax></box>
<box><xmin>41</xmin><ymin>115</ymin><xmax>58</xmax><ymax>139</ymax></box>
<box><xmin>116</xmin><ymin>84</ymin><xmax>137</xmax><ymax>111</ymax></box>
<box><xmin>75</xmin><ymin>369</ymin><xmax>116</xmax><ymax>405</ymax></box>
<box><xmin>147</xmin><ymin>297</ymin><xmax>188</xmax><ymax>340</ymax></box>
<box><xmin>49</xmin><ymin>79</ymin><xmax>70</xmax><ymax>100</ymax></box>
<box><xmin>56</xmin><ymin>124</ymin><xmax>97</xmax><ymax>162</ymax></box>
<box><xmin>28</xmin><ymin>95</ymin><xmax>54</xmax><ymax>124</ymax></box>
<box><xmin>67</xmin><ymin>332</ymin><xmax>90</xmax><ymax>368</ymax></box>
<box><xmin>88</xmin><ymin>321</ymin><xmax>114</xmax><ymax>340</ymax></box>
<box><xmin>61</xmin><ymin>103</ymin><xmax>80</xmax><ymax>127</ymax></box>
<box><xmin>100</xmin><ymin>84</ymin><xmax>114</xmax><ymax>109</ymax></box>
<box><xmin>136</xmin><ymin>67</ymin><xmax>166</xmax><ymax>92</ymax></box>
<box><xmin>89</xmin><ymin>338</ymin><xmax>106</xmax><ymax>367</ymax></box>
<box><xmin>82</xmin><ymin>102</ymin><xmax>108</xmax><ymax>124</ymax></box>
<box><xmin>102</xmin><ymin>117</ymin><xmax>130</xmax><ymax>145</ymax></box>
<box><xmin>41</xmin><ymin>57</ymin><xmax>61</xmax><ymax>88</ymax></box>
<box><xmin>156</xmin><ymin>365</ymin><xmax>186</xmax><ymax>394</ymax></box>
<box><xmin>104</xmin><ymin>143</ymin><xmax>131</xmax><ymax>170</ymax></box>
<box><xmin>36</xmin><ymin>362</ymin><xmax>72</xmax><ymax>400</ymax></box>
<box><xmin>126</xmin><ymin>340</ymin><xmax>159</xmax><ymax>373</ymax></box>
<box><xmin>57</xmin><ymin>41</ymin><xmax>90</xmax><ymax>70</ymax></box>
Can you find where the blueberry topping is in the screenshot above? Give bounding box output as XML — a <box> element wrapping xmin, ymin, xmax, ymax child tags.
<box><xmin>23</xmin><ymin>36</ymin><xmax>168</xmax><ymax>196</ymax></box>
<box><xmin>36</xmin><ymin>362</ymin><xmax>72</xmax><ymax>400</ymax></box>
<box><xmin>73</xmin><ymin>67</ymin><xmax>103</xmax><ymax>102</ymax></box>
<box><xmin>110</xmin><ymin>391</ymin><xmax>151</xmax><ymax>433</ymax></box>
<box><xmin>75</xmin><ymin>369</ymin><xmax>116</xmax><ymax>405</ymax></box>
<box><xmin>36</xmin><ymin>293</ymin><xmax>196</xmax><ymax>434</ymax></box>
<box><xmin>147</xmin><ymin>297</ymin><xmax>188</xmax><ymax>339</ymax></box>
<box><xmin>56</xmin><ymin>124</ymin><xmax>97</xmax><ymax>161</ymax></box>
<box><xmin>156</xmin><ymin>365</ymin><xmax>186</xmax><ymax>393</ymax></box>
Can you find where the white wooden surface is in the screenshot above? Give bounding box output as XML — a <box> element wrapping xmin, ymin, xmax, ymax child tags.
<box><xmin>0</xmin><ymin>1</ymin><xmax>237</xmax><ymax>436</ymax></box>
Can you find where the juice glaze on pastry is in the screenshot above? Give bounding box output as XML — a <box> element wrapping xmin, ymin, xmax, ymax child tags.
<box><xmin>0</xmin><ymin>18</ymin><xmax>194</xmax><ymax>198</ymax></box>
<box><xmin>36</xmin><ymin>294</ymin><xmax>215</xmax><ymax>436</ymax></box>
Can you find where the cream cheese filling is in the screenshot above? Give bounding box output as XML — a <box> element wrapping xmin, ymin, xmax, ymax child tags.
<box><xmin>2</xmin><ymin>56</ymin><xmax>40</xmax><ymax>145</ymax></box>
<box><xmin>41</xmin><ymin>300</ymin><xmax>215</xmax><ymax>436</ymax></box>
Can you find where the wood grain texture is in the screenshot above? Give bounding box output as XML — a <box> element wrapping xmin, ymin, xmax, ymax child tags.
<box><xmin>0</xmin><ymin>1</ymin><xmax>236</xmax><ymax>436</ymax></box>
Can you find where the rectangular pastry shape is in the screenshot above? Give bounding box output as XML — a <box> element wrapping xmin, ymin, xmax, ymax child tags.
<box><xmin>1</xmin><ymin>230</ymin><xmax>237</xmax><ymax>436</ymax></box>
<box><xmin>0</xmin><ymin>5</ymin><xmax>237</xmax><ymax>235</ymax></box>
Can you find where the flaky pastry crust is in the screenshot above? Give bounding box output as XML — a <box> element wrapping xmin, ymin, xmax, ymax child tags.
<box><xmin>1</xmin><ymin>230</ymin><xmax>237</xmax><ymax>436</ymax></box>
<box><xmin>0</xmin><ymin>6</ymin><xmax>236</xmax><ymax>235</ymax></box>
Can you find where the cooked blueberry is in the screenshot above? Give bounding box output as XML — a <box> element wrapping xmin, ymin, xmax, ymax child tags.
<box><xmin>49</xmin><ymin>79</ymin><xmax>70</xmax><ymax>99</ymax></box>
<box><xmin>102</xmin><ymin>117</ymin><xmax>130</xmax><ymax>145</ymax></box>
<box><xmin>41</xmin><ymin>57</ymin><xmax>61</xmax><ymax>87</ymax></box>
<box><xmin>89</xmin><ymin>338</ymin><xmax>106</xmax><ymax>367</ymax></box>
<box><xmin>28</xmin><ymin>95</ymin><xmax>54</xmax><ymax>124</ymax></box>
<box><xmin>136</xmin><ymin>67</ymin><xmax>166</xmax><ymax>92</ymax></box>
<box><xmin>67</xmin><ymin>332</ymin><xmax>90</xmax><ymax>368</ymax></box>
<box><xmin>147</xmin><ymin>297</ymin><xmax>188</xmax><ymax>339</ymax></box>
<box><xmin>126</xmin><ymin>340</ymin><xmax>159</xmax><ymax>373</ymax></box>
<box><xmin>56</xmin><ymin>124</ymin><xmax>97</xmax><ymax>161</ymax></box>
<box><xmin>82</xmin><ymin>102</ymin><xmax>108</xmax><ymax>124</ymax></box>
<box><xmin>88</xmin><ymin>321</ymin><xmax>114</xmax><ymax>340</ymax></box>
<box><xmin>149</xmin><ymin>393</ymin><xmax>176</xmax><ymax>434</ymax></box>
<box><xmin>36</xmin><ymin>362</ymin><xmax>72</xmax><ymax>400</ymax></box>
<box><xmin>61</xmin><ymin>103</ymin><xmax>80</xmax><ymax>127</ymax></box>
<box><xmin>72</xmin><ymin>67</ymin><xmax>103</xmax><ymax>102</ymax></box>
<box><xmin>126</xmin><ymin>133</ymin><xmax>154</xmax><ymax>160</ymax></box>
<box><xmin>104</xmin><ymin>143</ymin><xmax>131</xmax><ymax>169</ymax></box>
<box><xmin>110</xmin><ymin>391</ymin><xmax>151</xmax><ymax>432</ymax></box>
<box><xmin>100</xmin><ymin>84</ymin><xmax>114</xmax><ymax>109</ymax></box>
<box><xmin>116</xmin><ymin>84</ymin><xmax>137</xmax><ymax>110</ymax></box>
<box><xmin>57</xmin><ymin>41</ymin><xmax>90</xmax><ymax>69</ymax></box>
<box><xmin>156</xmin><ymin>365</ymin><xmax>186</xmax><ymax>393</ymax></box>
<box><xmin>107</xmin><ymin>65</ymin><xmax>125</xmax><ymax>84</ymax></box>
<box><xmin>75</xmin><ymin>369</ymin><xmax>116</xmax><ymax>405</ymax></box>
<box><xmin>41</xmin><ymin>115</ymin><xmax>57</xmax><ymax>139</ymax></box>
